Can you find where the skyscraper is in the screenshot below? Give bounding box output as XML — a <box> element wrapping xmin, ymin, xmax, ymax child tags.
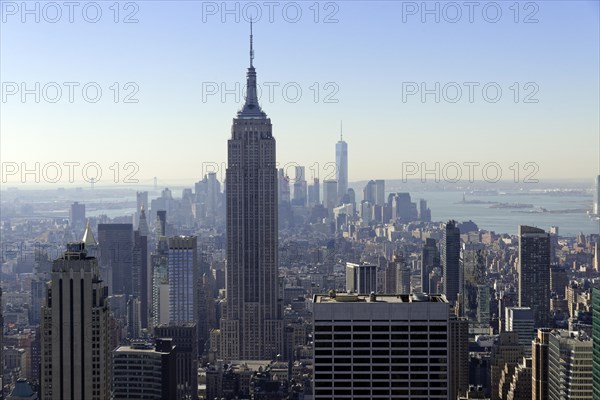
<box><xmin>592</xmin><ymin>287</ymin><xmax>600</xmax><ymax>399</ymax></box>
<box><xmin>421</xmin><ymin>237</ymin><xmax>439</xmax><ymax>294</ymax></box>
<box><xmin>547</xmin><ymin>330</ymin><xmax>593</xmax><ymax>400</ymax></box>
<box><xmin>335</xmin><ymin>127</ymin><xmax>348</xmax><ymax>203</ymax></box>
<box><xmin>69</xmin><ymin>202</ymin><xmax>85</xmax><ymax>229</ymax></box>
<box><xmin>220</xmin><ymin>24</ymin><xmax>282</xmax><ymax>360</ymax></box>
<box><xmin>345</xmin><ymin>262</ymin><xmax>377</xmax><ymax>294</ymax></box>
<box><xmin>518</xmin><ymin>225</ymin><xmax>551</xmax><ymax>328</ymax></box>
<box><xmin>168</xmin><ymin>236</ymin><xmax>198</xmax><ymax>324</ymax></box>
<box><xmin>112</xmin><ymin>339</ymin><xmax>177</xmax><ymax>400</ymax></box>
<box><xmin>323</xmin><ymin>179</ymin><xmax>338</xmax><ymax>217</ymax></box>
<box><xmin>505</xmin><ymin>307</ymin><xmax>534</xmax><ymax>356</ymax></box>
<box><xmin>313</xmin><ymin>293</ymin><xmax>464</xmax><ymax>399</ymax></box>
<box><xmin>442</xmin><ymin>220</ymin><xmax>461</xmax><ymax>303</ymax></box>
<box><xmin>40</xmin><ymin>242</ymin><xmax>110</xmax><ymax>400</ymax></box>
<box><xmin>594</xmin><ymin>175</ymin><xmax>600</xmax><ymax>215</ymax></box>
<box><xmin>97</xmin><ymin>223</ymin><xmax>133</xmax><ymax>296</ymax></box>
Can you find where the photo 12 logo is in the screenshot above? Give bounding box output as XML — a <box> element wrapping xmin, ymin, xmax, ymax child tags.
<box><xmin>201</xmin><ymin>81</ymin><xmax>339</xmax><ymax>104</ymax></box>
<box><xmin>1</xmin><ymin>162</ymin><xmax>140</xmax><ymax>184</ymax></box>
<box><xmin>400</xmin><ymin>1</ymin><xmax>539</xmax><ymax>23</ymax></box>
<box><xmin>1</xmin><ymin>82</ymin><xmax>140</xmax><ymax>104</ymax></box>
<box><xmin>1</xmin><ymin>2</ymin><xmax>140</xmax><ymax>23</ymax></box>
<box><xmin>201</xmin><ymin>1</ymin><xmax>340</xmax><ymax>23</ymax></box>
<box><xmin>401</xmin><ymin>82</ymin><xmax>539</xmax><ymax>104</ymax></box>
<box><xmin>401</xmin><ymin>161</ymin><xmax>539</xmax><ymax>183</ymax></box>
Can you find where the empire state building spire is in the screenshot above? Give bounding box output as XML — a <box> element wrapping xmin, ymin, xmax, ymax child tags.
<box><xmin>238</xmin><ymin>20</ymin><xmax>266</xmax><ymax>119</ymax></box>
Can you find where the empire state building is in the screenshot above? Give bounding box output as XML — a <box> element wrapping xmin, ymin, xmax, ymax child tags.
<box><xmin>219</xmin><ymin>24</ymin><xmax>283</xmax><ymax>360</ymax></box>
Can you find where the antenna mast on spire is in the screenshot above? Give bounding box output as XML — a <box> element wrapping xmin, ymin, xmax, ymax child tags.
<box><xmin>340</xmin><ymin>120</ymin><xmax>343</xmax><ymax>141</ymax></box>
<box><xmin>250</xmin><ymin>18</ymin><xmax>254</xmax><ymax>67</ymax></box>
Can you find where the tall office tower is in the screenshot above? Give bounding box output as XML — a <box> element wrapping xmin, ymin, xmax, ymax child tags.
<box><xmin>154</xmin><ymin>324</ymin><xmax>198</xmax><ymax>400</ymax></box>
<box><xmin>220</xmin><ymin>26</ymin><xmax>283</xmax><ymax>361</ymax></box>
<box><xmin>313</xmin><ymin>293</ymin><xmax>462</xmax><ymax>399</ymax></box>
<box><xmin>132</xmin><ymin>229</ymin><xmax>148</xmax><ymax>329</ymax></box>
<box><xmin>323</xmin><ymin>179</ymin><xmax>338</xmax><ymax>216</ymax></box>
<box><xmin>477</xmin><ymin>285</ymin><xmax>491</xmax><ymax>326</ymax></box>
<box><xmin>345</xmin><ymin>262</ymin><xmax>377</xmax><ymax>294</ymax></box>
<box><xmin>421</xmin><ymin>238</ymin><xmax>439</xmax><ymax>293</ymax></box>
<box><xmin>548</xmin><ymin>330</ymin><xmax>593</xmax><ymax>399</ymax></box>
<box><xmin>490</xmin><ymin>332</ymin><xmax>524</xmax><ymax>400</ymax></box>
<box><xmin>461</xmin><ymin>242</ymin><xmax>486</xmax><ymax>320</ymax></box>
<box><xmin>593</xmin><ymin>287</ymin><xmax>600</xmax><ymax>398</ymax></box>
<box><xmin>418</xmin><ymin>198</ymin><xmax>431</xmax><ymax>222</ymax></box>
<box><xmin>336</xmin><ymin>128</ymin><xmax>348</xmax><ymax>202</ymax></box>
<box><xmin>69</xmin><ymin>202</ymin><xmax>85</xmax><ymax>229</ymax></box>
<box><xmin>505</xmin><ymin>307</ymin><xmax>534</xmax><ymax>356</ymax></box>
<box><xmin>442</xmin><ymin>220</ymin><xmax>461</xmax><ymax>303</ymax></box>
<box><xmin>156</xmin><ymin>210</ymin><xmax>166</xmax><ymax>236</ymax></box>
<box><xmin>363</xmin><ymin>180</ymin><xmax>376</xmax><ymax>204</ymax></box>
<box><xmin>594</xmin><ymin>175</ymin><xmax>600</xmax><ymax>214</ymax></box>
<box><xmin>308</xmin><ymin>178</ymin><xmax>320</xmax><ymax>207</ymax></box>
<box><xmin>112</xmin><ymin>339</ymin><xmax>176</xmax><ymax>400</ymax></box>
<box><xmin>127</xmin><ymin>296</ymin><xmax>142</xmax><ymax>339</ymax></box>
<box><xmin>168</xmin><ymin>236</ymin><xmax>197</xmax><ymax>324</ymax></box>
<box><xmin>384</xmin><ymin>253</ymin><xmax>408</xmax><ymax>294</ymax></box>
<box><xmin>98</xmin><ymin>223</ymin><xmax>133</xmax><ymax>296</ymax></box>
<box><xmin>151</xmin><ymin>236</ymin><xmax>169</xmax><ymax>329</ymax></box>
<box><xmin>518</xmin><ymin>225</ymin><xmax>551</xmax><ymax>328</ymax></box>
<box><xmin>449</xmin><ymin>317</ymin><xmax>470</xmax><ymax>400</ymax></box>
<box><xmin>40</xmin><ymin>242</ymin><xmax>110</xmax><ymax>400</ymax></box>
<box><xmin>390</xmin><ymin>192</ymin><xmax>417</xmax><ymax>222</ymax></box>
<box><xmin>135</xmin><ymin>191</ymin><xmax>148</xmax><ymax>227</ymax></box>
<box><xmin>292</xmin><ymin>166</ymin><xmax>307</xmax><ymax>206</ymax></box>
<box><xmin>277</xmin><ymin>169</ymin><xmax>290</xmax><ymax>205</ymax></box>
<box><xmin>374</xmin><ymin>179</ymin><xmax>385</xmax><ymax>206</ymax></box>
<box><xmin>205</xmin><ymin>172</ymin><xmax>220</xmax><ymax>224</ymax></box>
<box><xmin>532</xmin><ymin>328</ymin><xmax>552</xmax><ymax>400</ymax></box>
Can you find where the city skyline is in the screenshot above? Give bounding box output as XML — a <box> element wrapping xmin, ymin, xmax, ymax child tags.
<box><xmin>1</xmin><ymin>2</ymin><xmax>599</xmax><ymax>184</ymax></box>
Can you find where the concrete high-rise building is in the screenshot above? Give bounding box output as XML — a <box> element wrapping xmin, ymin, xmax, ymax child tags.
<box><xmin>313</xmin><ymin>293</ymin><xmax>465</xmax><ymax>400</ymax></box>
<box><xmin>335</xmin><ymin>128</ymin><xmax>348</xmax><ymax>203</ymax></box>
<box><xmin>461</xmin><ymin>242</ymin><xmax>487</xmax><ymax>320</ymax></box>
<box><xmin>168</xmin><ymin>236</ymin><xmax>198</xmax><ymax>324</ymax></box>
<box><xmin>323</xmin><ymin>179</ymin><xmax>338</xmax><ymax>217</ymax></box>
<box><xmin>112</xmin><ymin>339</ymin><xmax>176</xmax><ymax>400</ymax></box>
<box><xmin>547</xmin><ymin>330</ymin><xmax>593</xmax><ymax>400</ymax></box>
<box><xmin>135</xmin><ymin>191</ymin><xmax>148</xmax><ymax>227</ymax></box>
<box><xmin>69</xmin><ymin>202</ymin><xmax>85</xmax><ymax>229</ymax></box>
<box><xmin>421</xmin><ymin>238</ymin><xmax>439</xmax><ymax>294</ymax></box>
<box><xmin>419</xmin><ymin>198</ymin><xmax>431</xmax><ymax>222</ymax></box>
<box><xmin>505</xmin><ymin>307</ymin><xmax>534</xmax><ymax>356</ymax></box>
<box><xmin>442</xmin><ymin>220</ymin><xmax>461</xmax><ymax>303</ymax></box>
<box><xmin>490</xmin><ymin>332</ymin><xmax>524</xmax><ymax>400</ymax></box>
<box><xmin>592</xmin><ymin>287</ymin><xmax>600</xmax><ymax>399</ymax></box>
<box><xmin>384</xmin><ymin>253</ymin><xmax>409</xmax><ymax>294</ymax></box>
<box><xmin>132</xmin><ymin>229</ymin><xmax>148</xmax><ymax>329</ymax></box>
<box><xmin>308</xmin><ymin>177</ymin><xmax>320</xmax><ymax>207</ymax></box>
<box><xmin>532</xmin><ymin>328</ymin><xmax>552</xmax><ymax>400</ymax></box>
<box><xmin>154</xmin><ymin>324</ymin><xmax>198</xmax><ymax>400</ymax></box>
<box><xmin>98</xmin><ymin>223</ymin><xmax>133</xmax><ymax>296</ymax></box>
<box><xmin>593</xmin><ymin>175</ymin><xmax>600</xmax><ymax>215</ymax></box>
<box><xmin>151</xmin><ymin>236</ymin><xmax>169</xmax><ymax>329</ymax></box>
<box><xmin>219</xmin><ymin>25</ymin><xmax>282</xmax><ymax>361</ymax></box>
<box><xmin>476</xmin><ymin>285</ymin><xmax>491</xmax><ymax>326</ymax></box>
<box><xmin>40</xmin><ymin>242</ymin><xmax>110</xmax><ymax>400</ymax></box>
<box><xmin>345</xmin><ymin>262</ymin><xmax>377</xmax><ymax>294</ymax></box>
<box><xmin>518</xmin><ymin>225</ymin><xmax>551</xmax><ymax>328</ymax></box>
<box><xmin>292</xmin><ymin>165</ymin><xmax>307</xmax><ymax>206</ymax></box>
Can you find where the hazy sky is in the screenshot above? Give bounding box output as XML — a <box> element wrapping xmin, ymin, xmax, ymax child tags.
<box><xmin>1</xmin><ymin>1</ymin><xmax>599</xmax><ymax>187</ymax></box>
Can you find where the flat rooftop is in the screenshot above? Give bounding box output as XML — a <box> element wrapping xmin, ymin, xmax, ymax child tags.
<box><xmin>313</xmin><ymin>293</ymin><xmax>448</xmax><ymax>304</ymax></box>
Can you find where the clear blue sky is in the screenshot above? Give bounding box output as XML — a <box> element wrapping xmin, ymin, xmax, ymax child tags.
<box><xmin>1</xmin><ymin>1</ymin><xmax>599</xmax><ymax>186</ymax></box>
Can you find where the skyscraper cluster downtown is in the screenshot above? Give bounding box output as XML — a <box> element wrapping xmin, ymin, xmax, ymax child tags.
<box><xmin>2</xmin><ymin>24</ymin><xmax>599</xmax><ymax>400</ymax></box>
